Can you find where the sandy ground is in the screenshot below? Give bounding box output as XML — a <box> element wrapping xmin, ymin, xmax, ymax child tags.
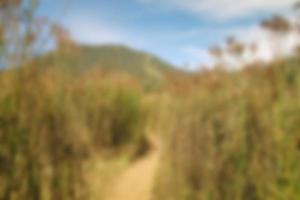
<box><xmin>105</xmin><ymin>140</ymin><xmax>161</xmax><ymax>200</ymax></box>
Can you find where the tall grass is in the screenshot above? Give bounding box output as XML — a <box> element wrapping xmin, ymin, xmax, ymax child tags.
<box><xmin>154</xmin><ymin>58</ymin><xmax>300</xmax><ymax>200</ymax></box>
<box><xmin>0</xmin><ymin>65</ymin><xmax>148</xmax><ymax>200</ymax></box>
<box><xmin>1</xmin><ymin>52</ymin><xmax>300</xmax><ymax>200</ymax></box>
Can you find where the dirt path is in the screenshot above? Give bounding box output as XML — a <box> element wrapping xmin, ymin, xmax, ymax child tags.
<box><xmin>105</xmin><ymin>140</ymin><xmax>161</xmax><ymax>200</ymax></box>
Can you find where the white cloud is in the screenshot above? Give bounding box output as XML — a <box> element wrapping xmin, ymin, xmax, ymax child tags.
<box><xmin>233</xmin><ymin>24</ymin><xmax>300</xmax><ymax>61</ymax></box>
<box><xmin>181</xmin><ymin>22</ymin><xmax>300</xmax><ymax>70</ymax></box>
<box><xmin>232</xmin><ymin>25</ymin><xmax>274</xmax><ymax>62</ymax></box>
<box><xmin>138</xmin><ymin>0</ymin><xmax>297</xmax><ymax>20</ymax></box>
<box><xmin>182</xmin><ymin>46</ymin><xmax>214</xmax><ymax>69</ymax></box>
<box><xmin>208</xmin><ymin>25</ymin><xmax>299</xmax><ymax>69</ymax></box>
<box><xmin>65</xmin><ymin>16</ymin><xmax>125</xmax><ymax>45</ymax></box>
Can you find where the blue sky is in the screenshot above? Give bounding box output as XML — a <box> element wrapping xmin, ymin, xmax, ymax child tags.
<box><xmin>38</xmin><ymin>0</ymin><xmax>296</xmax><ymax>69</ymax></box>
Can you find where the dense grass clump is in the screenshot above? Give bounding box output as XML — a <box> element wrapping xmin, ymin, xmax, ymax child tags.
<box><xmin>154</xmin><ymin>58</ymin><xmax>300</xmax><ymax>200</ymax></box>
<box><xmin>0</xmin><ymin>66</ymin><xmax>148</xmax><ymax>200</ymax></box>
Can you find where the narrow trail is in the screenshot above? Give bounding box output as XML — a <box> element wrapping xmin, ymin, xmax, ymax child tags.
<box><xmin>105</xmin><ymin>139</ymin><xmax>161</xmax><ymax>200</ymax></box>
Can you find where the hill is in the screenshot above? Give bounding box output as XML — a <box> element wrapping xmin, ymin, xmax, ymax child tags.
<box><xmin>39</xmin><ymin>45</ymin><xmax>178</xmax><ymax>86</ymax></box>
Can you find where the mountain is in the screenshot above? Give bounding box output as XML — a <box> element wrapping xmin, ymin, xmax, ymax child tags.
<box><xmin>39</xmin><ymin>45</ymin><xmax>178</xmax><ymax>84</ymax></box>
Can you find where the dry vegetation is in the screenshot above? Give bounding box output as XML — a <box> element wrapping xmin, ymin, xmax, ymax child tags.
<box><xmin>152</xmin><ymin>7</ymin><xmax>300</xmax><ymax>200</ymax></box>
<box><xmin>154</xmin><ymin>59</ymin><xmax>300</xmax><ymax>200</ymax></box>
<box><xmin>1</xmin><ymin>1</ymin><xmax>300</xmax><ymax>200</ymax></box>
<box><xmin>0</xmin><ymin>66</ymin><xmax>149</xmax><ymax>200</ymax></box>
<box><xmin>1</xmin><ymin>53</ymin><xmax>300</xmax><ymax>200</ymax></box>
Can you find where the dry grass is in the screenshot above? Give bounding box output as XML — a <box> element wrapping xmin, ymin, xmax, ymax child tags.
<box><xmin>154</xmin><ymin>58</ymin><xmax>300</xmax><ymax>200</ymax></box>
<box><xmin>0</xmin><ymin>65</ymin><xmax>149</xmax><ymax>200</ymax></box>
<box><xmin>1</xmin><ymin>55</ymin><xmax>300</xmax><ymax>200</ymax></box>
